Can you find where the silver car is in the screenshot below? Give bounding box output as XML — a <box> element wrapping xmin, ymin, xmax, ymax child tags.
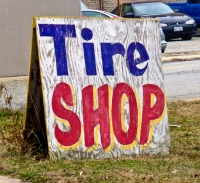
<box><xmin>161</xmin><ymin>28</ymin><xmax>167</xmax><ymax>53</ymax></box>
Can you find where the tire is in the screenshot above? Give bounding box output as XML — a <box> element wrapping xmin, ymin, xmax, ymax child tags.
<box><xmin>182</xmin><ymin>35</ymin><xmax>192</xmax><ymax>41</ymax></box>
<box><xmin>165</xmin><ymin>37</ymin><xmax>171</xmax><ymax>42</ymax></box>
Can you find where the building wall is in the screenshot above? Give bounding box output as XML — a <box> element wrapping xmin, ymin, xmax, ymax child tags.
<box><xmin>82</xmin><ymin>0</ymin><xmax>101</xmax><ymax>9</ymax></box>
<box><xmin>83</xmin><ymin>0</ymin><xmax>185</xmax><ymax>12</ymax></box>
<box><xmin>0</xmin><ymin>0</ymin><xmax>81</xmax><ymax>77</ymax></box>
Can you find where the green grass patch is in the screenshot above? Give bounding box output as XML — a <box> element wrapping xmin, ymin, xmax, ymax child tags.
<box><xmin>0</xmin><ymin>100</ymin><xmax>200</xmax><ymax>183</ymax></box>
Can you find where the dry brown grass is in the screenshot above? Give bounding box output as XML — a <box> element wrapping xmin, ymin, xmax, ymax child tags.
<box><xmin>0</xmin><ymin>100</ymin><xmax>200</xmax><ymax>183</ymax></box>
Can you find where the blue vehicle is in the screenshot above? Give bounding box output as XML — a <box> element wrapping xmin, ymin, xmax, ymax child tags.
<box><xmin>167</xmin><ymin>0</ymin><xmax>200</xmax><ymax>28</ymax></box>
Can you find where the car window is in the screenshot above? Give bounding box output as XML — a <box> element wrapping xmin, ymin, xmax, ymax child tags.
<box><xmin>189</xmin><ymin>0</ymin><xmax>200</xmax><ymax>3</ymax></box>
<box><xmin>133</xmin><ymin>2</ymin><xmax>174</xmax><ymax>16</ymax></box>
<box><xmin>81</xmin><ymin>2</ymin><xmax>89</xmax><ymax>10</ymax></box>
<box><xmin>82</xmin><ymin>11</ymin><xmax>109</xmax><ymax>18</ymax></box>
<box><xmin>122</xmin><ymin>4</ymin><xmax>134</xmax><ymax>17</ymax></box>
<box><xmin>111</xmin><ymin>6</ymin><xmax>120</xmax><ymax>15</ymax></box>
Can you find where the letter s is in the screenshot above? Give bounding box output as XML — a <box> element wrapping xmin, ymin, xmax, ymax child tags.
<box><xmin>52</xmin><ymin>82</ymin><xmax>81</xmax><ymax>146</ymax></box>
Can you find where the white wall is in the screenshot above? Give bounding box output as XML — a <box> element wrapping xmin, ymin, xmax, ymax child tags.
<box><xmin>0</xmin><ymin>0</ymin><xmax>81</xmax><ymax>77</ymax></box>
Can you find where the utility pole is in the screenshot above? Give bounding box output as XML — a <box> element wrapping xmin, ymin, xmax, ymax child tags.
<box><xmin>100</xmin><ymin>0</ymin><xmax>103</xmax><ymax>10</ymax></box>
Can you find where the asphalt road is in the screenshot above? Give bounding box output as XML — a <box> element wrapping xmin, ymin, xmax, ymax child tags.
<box><xmin>163</xmin><ymin>60</ymin><xmax>200</xmax><ymax>101</ymax></box>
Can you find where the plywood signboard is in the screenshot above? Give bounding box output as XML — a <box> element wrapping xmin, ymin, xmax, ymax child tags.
<box><xmin>25</xmin><ymin>17</ymin><xmax>170</xmax><ymax>160</ymax></box>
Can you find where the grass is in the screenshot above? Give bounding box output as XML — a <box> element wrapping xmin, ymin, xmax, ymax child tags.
<box><xmin>0</xmin><ymin>100</ymin><xmax>200</xmax><ymax>183</ymax></box>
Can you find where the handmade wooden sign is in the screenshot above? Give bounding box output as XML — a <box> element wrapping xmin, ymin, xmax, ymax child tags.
<box><xmin>25</xmin><ymin>17</ymin><xmax>170</xmax><ymax>160</ymax></box>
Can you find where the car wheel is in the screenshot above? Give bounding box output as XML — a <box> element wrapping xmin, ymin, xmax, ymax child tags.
<box><xmin>182</xmin><ymin>35</ymin><xmax>192</xmax><ymax>41</ymax></box>
<box><xmin>165</xmin><ymin>37</ymin><xmax>171</xmax><ymax>42</ymax></box>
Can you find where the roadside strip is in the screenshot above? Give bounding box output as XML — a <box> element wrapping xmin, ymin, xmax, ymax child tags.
<box><xmin>0</xmin><ymin>53</ymin><xmax>200</xmax><ymax>111</ymax></box>
<box><xmin>162</xmin><ymin>52</ymin><xmax>200</xmax><ymax>62</ymax></box>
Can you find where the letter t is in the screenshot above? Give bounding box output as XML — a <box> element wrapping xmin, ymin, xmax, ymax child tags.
<box><xmin>38</xmin><ymin>24</ymin><xmax>76</xmax><ymax>76</ymax></box>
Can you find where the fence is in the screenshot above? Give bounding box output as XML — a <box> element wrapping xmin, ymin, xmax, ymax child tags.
<box><xmin>83</xmin><ymin>0</ymin><xmax>200</xmax><ymax>55</ymax></box>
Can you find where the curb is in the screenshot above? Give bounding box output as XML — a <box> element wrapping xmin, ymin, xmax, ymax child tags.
<box><xmin>162</xmin><ymin>52</ymin><xmax>200</xmax><ymax>63</ymax></box>
<box><xmin>0</xmin><ymin>53</ymin><xmax>199</xmax><ymax>111</ymax></box>
<box><xmin>0</xmin><ymin>76</ymin><xmax>28</xmax><ymax>111</ymax></box>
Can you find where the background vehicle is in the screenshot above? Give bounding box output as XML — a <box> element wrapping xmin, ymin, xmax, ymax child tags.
<box><xmin>81</xmin><ymin>1</ymin><xmax>89</xmax><ymax>10</ymax></box>
<box><xmin>82</xmin><ymin>9</ymin><xmax>120</xmax><ymax>18</ymax></box>
<box><xmin>161</xmin><ymin>28</ymin><xmax>167</xmax><ymax>53</ymax></box>
<box><xmin>167</xmin><ymin>0</ymin><xmax>200</xmax><ymax>28</ymax></box>
<box><xmin>111</xmin><ymin>1</ymin><xmax>197</xmax><ymax>41</ymax></box>
<box><xmin>81</xmin><ymin>9</ymin><xmax>167</xmax><ymax>53</ymax></box>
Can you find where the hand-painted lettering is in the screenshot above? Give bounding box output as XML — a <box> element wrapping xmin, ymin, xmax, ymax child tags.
<box><xmin>82</xmin><ymin>28</ymin><xmax>97</xmax><ymax>75</ymax></box>
<box><xmin>112</xmin><ymin>83</ymin><xmax>138</xmax><ymax>145</ymax></box>
<box><xmin>39</xmin><ymin>24</ymin><xmax>76</xmax><ymax>76</ymax></box>
<box><xmin>140</xmin><ymin>84</ymin><xmax>165</xmax><ymax>145</ymax></box>
<box><xmin>52</xmin><ymin>82</ymin><xmax>81</xmax><ymax>146</ymax></box>
<box><xmin>39</xmin><ymin>24</ymin><xmax>149</xmax><ymax>77</ymax></box>
<box><xmin>82</xmin><ymin>85</ymin><xmax>110</xmax><ymax>150</ymax></box>
<box><xmin>52</xmin><ymin>82</ymin><xmax>165</xmax><ymax>150</ymax></box>
<box><xmin>126</xmin><ymin>42</ymin><xmax>149</xmax><ymax>76</ymax></box>
<box><xmin>101</xmin><ymin>43</ymin><xmax>125</xmax><ymax>75</ymax></box>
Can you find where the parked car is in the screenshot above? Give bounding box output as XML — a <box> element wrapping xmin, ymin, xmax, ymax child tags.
<box><xmin>167</xmin><ymin>0</ymin><xmax>200</xmax><ymax>28</ymax></box>
<box><xmin>111</xmin><ymin>1</ymin><xmax>197</xmax><ymax>41</ymax></box>
<box><xmin>81</xmin><ymin>1</ymin><xmax>89</xmax><ymax>10</ymax></box>
<box><xmin>81</xmin><ymin>2</ymin><xmax>120</xmax><ymax>18</ymax></box>
<box><xmin>82</xmin><ymin>9</ymin><xmax>121</xmax><ymax>18</ymax></box>
<box><xmin>160</xmin><ymin>28</ymin><xmax>167</xmax><ymax>53</ymax></box>
<box><xmin>82</xmin><ymin>9</ymin><xmax>167</xmax><ymax>53</ymax></box>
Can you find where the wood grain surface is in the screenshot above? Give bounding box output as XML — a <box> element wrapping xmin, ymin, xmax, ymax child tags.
<box><xmin>33</xmin><ymin>17</ymin><xmax>170</xmax><ymax>160</ymax></box>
